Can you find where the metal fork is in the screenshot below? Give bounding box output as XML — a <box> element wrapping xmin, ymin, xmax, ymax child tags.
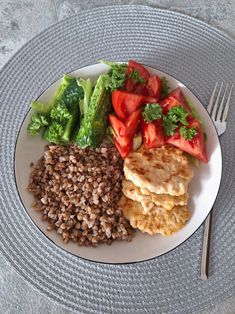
<box><xmin>200</xmin><ymin>82</ymin><xmax>233</xmax><ymax>280</ymax></box>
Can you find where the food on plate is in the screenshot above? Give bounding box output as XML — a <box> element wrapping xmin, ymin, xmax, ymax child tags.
<box><xmin>119</xmin><ymin>145</ymin><xmax>193</xmax><ymax>235</ymax></box>
<box><xmin>28</xmin><ymin>144</ymin><xmax>134</xmax><ymax>246</ymax></box>
<box><xmin>28</xmin><ymin>75</ymin><xmax>84</xmax><ymax>143</ymax></box>
<box><xmin>118</xmin><ymin>196</ymin><xmax>190</xmax><ymax>236</ymax></box>
<box><xmin>108</xmin><ymin>65</ymin><xmax>208</xmax><ymax>162</ymax></box>
<box><xmin>26</xmin><ymin>59</ymin><xmax>208</xmax><ymax>245</ymax></box>
<box><xmin>27</xmin><ymin>59</ymin><xmax>208</xmax><ymax>163</ymax></box>
<box><xmin>124</xmin><ymin>145</ymin><xmax>193</xmax><ymax>196</ymax></box>
<box><xmin>122</xmin><ymin>180</ymin><xmax>188</xmax><ymax>212</ymax></box>
<box><xmin>76</xmin><ymin>75</ymin><xmax>112</xmax><ymax>148</ymax></box>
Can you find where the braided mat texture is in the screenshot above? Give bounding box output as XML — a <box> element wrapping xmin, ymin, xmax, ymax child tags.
<box><xmin>0</xmin><ymin>5</ymin><xmax>234</xmax><ymax>313</ymax></box>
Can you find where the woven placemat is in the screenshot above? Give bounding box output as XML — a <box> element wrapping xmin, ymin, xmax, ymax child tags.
<box><xmin>0</xmin><ymin>5</ymin><xmax>235</xmax><ymax>313</ymax></box>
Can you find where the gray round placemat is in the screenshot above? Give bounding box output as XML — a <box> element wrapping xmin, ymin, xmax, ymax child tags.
<box><xmin>0</xmin><ymin>5</ymin><xmax>235</xmax><ymax>313</ymax></box>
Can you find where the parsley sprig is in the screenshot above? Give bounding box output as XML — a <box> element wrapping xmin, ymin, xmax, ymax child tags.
<box><xmin>180</xmin><ymin>126</ymin><xmax>198</xmax><ymax>140</ymax></box>
<box><xmin>161</xmin><ymin>77</ymin><xmax>170</xmax><ymax>98</ymax></box>
<box><xmin>142</xmin><ymin>103</ymin><xmax>162</xmax><ymax>123</ymax></box>
<box><xmin>162</xmin><ymin>106</ymin><xmax>197</xmax><ymax>140</ymax></box>
<box><xmin>162</xmin><ymin>116</ymin><xmax>178</xmax><ymax>136</ymax></box>
<box><xmin>107</xmin><ymin>63</ymin><xmax>127</xmax><ymax>91</ymax></box>
<box><xmin>166</xmin><ymin>106</ymin><xmax>188</xmax><ymax>125</ymax></box>
<box><xmin>129</xmin><ymin>69</ymin><xmax>146</xmax><ymax>84</ymax></box>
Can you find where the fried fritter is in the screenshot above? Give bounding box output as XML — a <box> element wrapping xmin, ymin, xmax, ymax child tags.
<box><xmin>118</xmin><ymin>195</ymin><xmax>190</xmax><ymax>236</ymax></box>
<box><xmin>124</xmin><ymin>145</ymin><xmax>193</xmax><ymax>196</ymax></box>
<box><xmin>122</xmin><ymin>179</ymin><xmax>188</xmax><ymax>212</ymax></box>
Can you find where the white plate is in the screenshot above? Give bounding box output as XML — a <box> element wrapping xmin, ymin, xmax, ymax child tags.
<box><xmin>14</xmin><ymin>63</ymin><xmax>222</xmax><ymax>263</ymax></box>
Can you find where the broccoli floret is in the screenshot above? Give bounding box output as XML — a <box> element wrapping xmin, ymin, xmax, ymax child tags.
<box><xmin>43</xmin><ymin>121</ymin><xmax>64</xmax><ymax>144</ymax></box>
<box><xmin>27</xmin><ymin>75</ymin><xmax>83</xmax><ymax>143</ymax></box>
<box><xmin>50</xmin><ymin>103</ymin><xmax>72</xmax><ymax>122</ymax></box>
<box><xmin>27</xmin><ymin>113</ymin><xmax>49</xmax><ymax>136</ymax></box>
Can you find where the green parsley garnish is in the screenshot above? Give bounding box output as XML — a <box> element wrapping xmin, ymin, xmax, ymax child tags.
<box><xmin>167</xmin><ymin>106</ymin><xmax>188</xmax><ymax>125</ymax></box>
<box><xmin>130</xmin><ymin>69</ymin><xmax>146</xmax><ymax>84</ymax></box>
<box><xmin>179</xmin><ymin>126</ymin><xmax>198</xmax><ymax>140</ymax></box>
<box><xmin>161</xmin><ymin>77</ymin><xmax>170</xmax><ymax>98</ymax></box>
<box><xmin>162</xmin><ymin>116</ymin><xmax>178</xmax><ymax>136</ymax></box>
<box><xmin>162</xmin><ymin>106</ymin><xmax>188</xmax><ymax>136</ymax></box>
<box><xmin>142</xmin><ymin>103</ymin><xmax>162</xmax><ymax>123</ymax></box>
<box><xmin>104</xmin><ymin>61</ymin><xmax>127</xmax><ymax>91</ymax></box>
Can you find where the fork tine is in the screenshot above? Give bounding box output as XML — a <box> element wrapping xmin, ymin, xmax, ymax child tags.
<box><xmin>222</xmin><ymin>84</ymin><xmax>233</xmax><ymax>122</ymax></box>
<box><xmin>217</xmin><ymin>83</ymin><xmax>229</xmax><ymax>121</ymax></box>
<box><xmin>211</xmin><ymin>83</ymin><xmax>223</xmax><ymax>120</ymax></box>
<box><xmin>207</xmin><ymin>82</ymin><xmax>218</xmax><ymax>114</ymax></box>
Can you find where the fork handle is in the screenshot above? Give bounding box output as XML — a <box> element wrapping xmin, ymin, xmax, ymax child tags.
<box><xmin>200</xmin><ymin>211</ymin><xmax>213</xmax><ymax>280</ymax></box>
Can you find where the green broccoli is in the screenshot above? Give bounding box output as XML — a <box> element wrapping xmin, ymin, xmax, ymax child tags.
<box><xmin>43</xmin><ymin>121</ymin><xmax>64</xmax><ymax>144</ymax></box>
<box><xmin>27</xmin><ymin>75</ymin><xmax>83</xmax><ymax>143</ymax></box>
<box><xmin>50</xmin><ymin>103</ymin><xmax>72</xmax><ymax>122</ymax></box>
<box><xmin>60</xmin><ymin>97</ymin><xmax>79</xmax><ymax>144</ymax></box>
<box><xmin>27</xmin><ymin>113</ymin><xmax>49</xmax><ymax>136</ymax></box>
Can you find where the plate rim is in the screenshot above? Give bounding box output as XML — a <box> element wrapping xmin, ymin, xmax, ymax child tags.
<box><xmin>13</xmin><ymin>62</ymin><xmax>223</xmax><ymax>265</ymax></box>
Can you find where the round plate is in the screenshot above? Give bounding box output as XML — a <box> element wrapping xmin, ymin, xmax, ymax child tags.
<box><xmin>1</xmin><ymin>6</ymin><xmax>235</xmax><ymax>313</ymax></box>
<box><xmin>15</xmin><ymin>63</ymin><xmax>222</xmax><ymax>263</ymax></box>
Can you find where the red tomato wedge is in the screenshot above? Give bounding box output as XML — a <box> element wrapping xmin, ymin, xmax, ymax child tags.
<box><xmin>109</xmin><ymin>115</ymin><xmax>126</xmax><ymax>137</ymax></box>
<box><xmin>126</xmin><ymin>60</ymin><xmax>150</xmax><ymax>82</ymax></box>
<box><xmin>160</xmin><ymin>87</ymin><xmax>191</xmax><ymax>114</ymax></box>
<box><xmin>125</xmin><ymin>109</ymin><xmax>141</xmax><ymax>137</ymax></box>
<box><xmin>114</xmin><ymin>139</ymin><xmax>131</xmax><ymax>159</ymax></box>
<box><xmin>109</xmin><ymin>110</ymin><xmax>141</xmax><ymax>159</ymax></box>
<box><xmin>112</xmin><ymin>90</ymin><xmax>128</xmax><ymax>121</ymax></box>
<box><xmin>141</xmin><ymin>119</ymin><xmax>165</xmax><ymax>149</ymax></box>
<box><xmin>166</xmin><ymin>119</ymin><xmax>208</xmax><ymax>162</ymax></box>
<box><xmin>112</xmin><ymin>90</ymin><xmax>157</xmax><ymax>120</ymax></box>
<box><xmin>146</xmin><ymin>75</ymin><xmax>162</xmax><ymax>101</ymax></box>
<box><xmin>125</xmin><ymin>60</ymin><xmax>150</xmax><ymax>94</ymax></box>
<box><xmin>109</xmin><ymin>115</ymin><xmax>131</xmax><ymax>157</ymax></box>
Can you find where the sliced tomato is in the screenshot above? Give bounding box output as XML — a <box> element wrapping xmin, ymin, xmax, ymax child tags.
<box><xmin>144</xmin><ymin>95</ymin><xmax>158</xmax><ymax>103</ymax></box>
<box><xmin>109</xmin><ymin>111</ymin><xmax>141</xmax><ymax>158</ymax></box>
<box><xmin>114</xmin><ymin>138</ymin><xmax>132</xmax><ymax>159</ymax></box>
<box><xmin>112</xmin><ymin>91</ymin><xmax>157</xmax><ymax>120</ymax></box>
<box><xmin>165</xmin><ymin>119</ymin><xmax>208</xmax><ymax>162</ymax></box>
<box><xmin>112</xmin><ymin>90</ymin><xmax>128</xmax><ymax>120</ymax></box>
<box><xmin>109</xmin><ymin>114</ymin><xmax>130</xmax><ymax>146</ymax></box>
<box><xmin>131</xmin><ymin>83</ymin><xmax>148</xmax><ymax>95</ymax></box>
<box><xmin>126</xmin><ymin>60</ymin><xmax>150</xmax><ymax>81</ymax></box>
<box><xmin>125</xmin><ymin>60</ymin><xmax>150</xmax><ymax>93</ymax></box>
<box><xmin>146</xmin><ymin>75</ymin><xmax>162</xmax><ymax>101</ymax></box>
<box><xmin>160</xmin><ymin>87</ymin><xmax>191</xmax><ymax>114</ymax></box>
<box><xmin>125</xmin><ymin>109</ymin><xmax>141</xmax><ymax>137</ymax></box>
<box><xmin>109</xmin><ymin>114</ymin><xmax>126</xmax><ymax>136</ymax></box>
<box><xmin>166</xmin><ymin>87</ymin><xmax>189</xmax><ymax>106</ymax></box>
<box><xmin>141</xmin><ymin>119</ymin><xmax>165</xmax><ymax>149</ymax></box>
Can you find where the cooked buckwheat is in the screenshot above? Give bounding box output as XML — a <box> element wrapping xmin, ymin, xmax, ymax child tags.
<box><xmin>28</xmin><ymin>144</ymin><xmax>135</xmax><ymax>246</ymax></box>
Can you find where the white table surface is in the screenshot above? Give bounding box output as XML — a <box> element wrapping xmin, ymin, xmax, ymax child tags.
<box><xmin>0</xmin><ymin>1</ymin><xmax>235</xmax><ymax>313</ymax></box>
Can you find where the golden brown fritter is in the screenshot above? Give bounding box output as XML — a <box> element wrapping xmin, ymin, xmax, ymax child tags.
<box><xmin>118</xmin><ymin>195</ymin><xmax>190</xmax><ymax>236</ymax></box>
<box><xmin>124</xmin><ymin>145</ymin><xmax>193</xmax><ymax>196</ymax></box>
<box><xmin>122</xmin><ymin>179</ymin><xmax>188</xmax><ymax>212</ymax></box>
